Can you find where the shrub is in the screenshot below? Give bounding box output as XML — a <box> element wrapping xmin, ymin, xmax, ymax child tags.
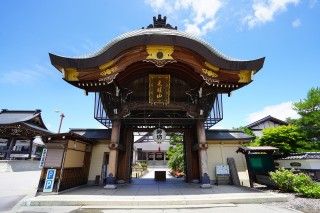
<box><xmin>269</xmin><ymin>168</ymin><xmax>296</xmax><ymax>192</ymax></box>
<box><xmin>296</xmin><ymin>184</ymin><xmax>320</xmax><ymax>198</ymax></box>
<box><xmin>270</xmin><ymin>168</ymin><xmax>320</xmax><ymax>198</ymax></box>
<box><xmin>292</xmin><ymin>173</ymin><xmax>313</xmax><ymax>191</ymax></box>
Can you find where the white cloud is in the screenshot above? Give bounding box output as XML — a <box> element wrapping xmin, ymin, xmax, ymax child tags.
<box><xmin>247</xmin><ymin>102</ymin><xmax>299</xmax><ymax>123</ymax></box>
<box><xmin>292</xmin><ymin>18</ymin><xmax>301</xmax><ymax>28</ymax></box>
<box><xmin>144</xmin><ymin>0</ymin><xmax>223</xmax><ymax>36</ymax></box>
<box><xmin>0</xmin><ymin>64</ymin><xmax>53</xmax><ymax>85</ymax></box>
<box><xmin>243</xmin><ymin>0</ymin><xmax>300</xmax><ymax>28</ymax></box>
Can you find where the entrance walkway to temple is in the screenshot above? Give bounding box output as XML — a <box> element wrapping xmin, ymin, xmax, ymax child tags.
<box><xmin>131</xmin><ymin>165</ymin><xmax>185</xmax><ymax>188</ymax></box>
<box><xmin>20</xmin><ymin>166</ymin><xmax>289</xmax><ymax>211</ymax></box>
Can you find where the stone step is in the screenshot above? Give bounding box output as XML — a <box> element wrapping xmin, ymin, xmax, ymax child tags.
<box><xmin>23</xmin><ymin>193</ymin><xmax>288</xmax><ymax>207</ymax></box>
<box><xmin>80</xmin><ymin>203</ymin><xmax>236</xmax><ymax>209</ymax></box>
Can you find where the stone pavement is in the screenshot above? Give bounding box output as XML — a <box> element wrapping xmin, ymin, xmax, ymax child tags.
<box><xmin>140</xmin><ymin>165</ymin><xmax>172</xmax><ymax>179</ymax></box>
<box><xmin>15</xmin><ymin>167</ymin><xmax>295</xmax><ymax>212</ymax></box>
<box><xmin>0</xmin><ymin>170</ymin><xmax>41</xmax><ymax>212</ymax></box>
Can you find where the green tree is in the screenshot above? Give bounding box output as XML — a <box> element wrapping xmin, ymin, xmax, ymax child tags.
<box><xmin>167</xmin><ymin>133</ymin><xmax>184</xmax><ymax>172</ymax></box>
<box><xmin>259</xmin><ymin>125</ymin><xmax>305</xmax><ymax>154</ymax></box>
<box><xmin>293</xmin><ymin>87</ymin><xmax>320</xmax><ymax>141</ymax></box>
<box><xmin>236</xmin><ymin>126</ymin><xmax>256</xmax><ymax>138</ymax></box>
<box><xmin>234</xmin><ymin>126</ymin><xmax>259</xmax><ymax>146</ymax></box>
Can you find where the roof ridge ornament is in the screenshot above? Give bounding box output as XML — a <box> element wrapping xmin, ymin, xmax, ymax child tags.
<box><xmin>144</xmin><ymin>14</ymin><xmax>177</xmax><ymax>30</ymax></box>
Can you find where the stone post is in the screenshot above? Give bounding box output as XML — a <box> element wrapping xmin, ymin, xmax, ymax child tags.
<box><xmin>196</xmin><ymin>120</ymin><xmax>211</xmax><ymax>188</ymax></box>
<box><xmin>104</xmin><ymin>119</ymin><xmax>121</xmax><ymax>189</ymax></box>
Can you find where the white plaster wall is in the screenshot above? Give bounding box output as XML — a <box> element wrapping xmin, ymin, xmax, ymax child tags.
<box><xmin>275</xmin><ymin>159</ymin><xmax>320</xmax><ymax>170</ymax></box>
<box><xmin>207</xmin><ymin>142</ymin><xmax>250</xmax><ymax>186</ymax></box>
<box><xmin>88</xmin><ymin>141</ymin><xmax>110</xmax><ymax>182</ymax></box>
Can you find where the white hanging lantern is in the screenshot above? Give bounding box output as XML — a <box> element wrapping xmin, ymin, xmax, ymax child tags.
<box><xmin>152</xmin><ymin>128</ymin><xmax>166</xmax><ymax>144</ymax></box>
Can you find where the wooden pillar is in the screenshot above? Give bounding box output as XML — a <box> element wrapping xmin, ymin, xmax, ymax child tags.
<box><xmin>28</xmin><ymin>138</ymin><xmax>34</xmax><ymax>159</ymax></box>
<box><xmin>196</xmin><ymin>120</ymin><xmax>211</xmax><ymax>188</ymax></box>
<box><xmin>6</xmin><ymin>137</ymin><xmax>15</xmax><ymax>160</ymax></box>
<box><xmin>184</xmin><ymin>127</ymin><xmax>200</xmax><ymax>183</ymax></box>
<box><xmin>117</xmin><ymin>127</ymin><xmax>133</xmax><ymax>182</ymax></box>
<box><xmin>105</xmin><ymin>119</ymin><xmax>121</xmax><ymax>188</ymax></box>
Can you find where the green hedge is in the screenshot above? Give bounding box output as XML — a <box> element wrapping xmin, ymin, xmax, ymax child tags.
<box><xmin>270</xmin><ymin>168</ymin><xmax>320</xmax><ymax>199</ymax></box>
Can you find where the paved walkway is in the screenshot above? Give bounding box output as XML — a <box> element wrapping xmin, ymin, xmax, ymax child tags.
<box><xmin>140</xmin><ymin>165</ymin><xmax>172</xmax><ymax>179</ymax></box>
<box><xmin>16</xmin><ymin>167</ymin><xmax>296</xmax><ymax>212</ymax></box>
<box><xmin>0</xmin><ymin>170</ymin><xmax>41</xmax><ymax>212</ymax></box>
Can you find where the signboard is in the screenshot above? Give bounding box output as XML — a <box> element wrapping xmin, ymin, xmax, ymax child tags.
<box><xmin>44</xmin><ymin>149</ymin><xmax>64</xmax><ymax>168</ymax></box>
<box><xmin>39</xmin><ymin>148</ymin><xmax>47</xmax><ymax>168</ymax></box>
<box><xmin>43</xmin><ymin>169</ymin><xmax>56</xmax><ymax>192</ymax></box>
<box><xmin>155</xmin><ymin>152</ymin><xmax>164</xmax><ymax>160</ymax></box>
<box><xmin>148</xmin><ymin>153</ymin><xmax>155</xmax><ymax>160</ymax></box>
<box><xmin>152</xmin><ymin>128</ymin><xmax>166</xmax><ymax>143</ymax></box>
<box><xmin>149</xmin><ymin>74</ymin><xmax>170</xmax><ymax>105</ymax></box>
<box><xmin>216</xmin><ymin>165</ymin><xmax>230</xmax><ymax>175</ymax></box>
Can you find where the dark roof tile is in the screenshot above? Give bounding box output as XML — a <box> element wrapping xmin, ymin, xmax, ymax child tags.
<box><xmin>69</xmin><ymin>128</ymin><xmax>111</xmax><ymax>140</ymax></box>
<box><xmin>205</xmin><ymin>129</ymin><xmax>254</xmax><ymax>141</ymax></box>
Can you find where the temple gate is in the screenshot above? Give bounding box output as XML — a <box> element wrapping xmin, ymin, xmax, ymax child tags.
<box><xmin>49</xmin><ymin>15</ymin><xmax>264</xmax><ymax>188</ymax></box>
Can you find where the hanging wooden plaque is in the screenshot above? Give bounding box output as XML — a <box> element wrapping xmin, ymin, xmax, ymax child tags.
<box><xmin>149</xmin><ymin>74</ymin><xmax>170</xmax><ymax>105</ymax></box>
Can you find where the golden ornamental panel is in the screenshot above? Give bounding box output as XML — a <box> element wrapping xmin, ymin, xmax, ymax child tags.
<box><xmin>64</xmin><ymin>68</ymin><xmax>79</xmax><ymax>81</ymax></box>
<box><xmin>238</xmin><ymin>70</ymin><xmax>253</xmax><ymax>83</ymax></box>
<box><xmin>149</xmin><ymin>74</ymin><xmax>170</xmax><ymax>105</ymax></box>
<box><xmin>146</xmin><ymin>45</ymin><xmax>174</xmax><ymax>60</ymax></box>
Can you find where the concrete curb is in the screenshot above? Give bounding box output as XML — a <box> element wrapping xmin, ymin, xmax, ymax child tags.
<box><xmin>80</xmin><ymin>203</ymin><xmax>237</xmax><ymax>209</ymax></box>
<box><xmin>23</xmin><ymin>192</ymin><xmax>289</xmax><ymax>207</ymax></box>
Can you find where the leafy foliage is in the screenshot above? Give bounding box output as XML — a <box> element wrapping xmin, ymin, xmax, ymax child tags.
<box><xmin>259</xmin><ymin>125</ymin><xmax>305</xmax><ymax>154</ymax></box>
<box><xmin>296</xmin><ymin>184</ymin><xmax>320</xmax><ymax>199</ymax></box>
<box><xmin>292</xmin><ymin>173</ymin><xmax>314</xmax><ymax>191</ymax></box>
<box><xmin>234</xmin><ymin>126</ymin><xmax>259</xmax><ymax>146</ymax></box>
<box><xmin>270</xmin><ymin>168</ymin><xmax>320</xmax><ymax>198</ymax></box>
<box><xmin>269</xmin><ymin>168</ymin><xmax>296</xmax><ymax>192</ymax></box>
<box><xmin>236</xmin><ymin>126</ymin><xmax>256</xmax><ymax>138</ymax></box>
<box><xmin>293</xmin><ymin>87</ymin><xmax>320</xmax><ymax>141</ymax></box>
<box><xmin>167</xmin><ymin>133</ymin><xmax>184</xmax><ymax>172</ymax></box>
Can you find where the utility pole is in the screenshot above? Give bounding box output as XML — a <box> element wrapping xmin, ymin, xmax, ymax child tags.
<box><xmin>58</xmin><ymin>113</ymin><xmax>65</xmax><ymax>133</ymax></box>
<box><xmin>55</xmin><ymin>111</ymin><xmax>65</xmax><ymax>133</ymax></box>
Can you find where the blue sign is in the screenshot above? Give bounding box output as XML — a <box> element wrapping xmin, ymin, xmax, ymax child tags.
<box><xmin>43</xmin><ymin>169</ymin><xmax>56</xmax><ymax>192</ymax></box>
<box><xmin>47</xmin><ymin>170</ymin><xmax>55</xmax><ymax>179</ymax></box>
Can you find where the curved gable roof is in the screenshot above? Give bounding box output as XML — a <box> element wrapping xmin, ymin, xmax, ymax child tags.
<box><xmin>50</xmin><ymin>28</ymin><xmax>265</xmax><ymax>72</ymax></box>
<box><xmin>0</xmin><ymin>109</ymin><xmax>47</xmax><ymax>128</ymax></box>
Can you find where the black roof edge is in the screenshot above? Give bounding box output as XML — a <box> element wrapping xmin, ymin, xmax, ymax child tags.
<box><xmin>0</xmin><ymin>109</ymin><xmax>41</xmax><ymax>114</ymax></box>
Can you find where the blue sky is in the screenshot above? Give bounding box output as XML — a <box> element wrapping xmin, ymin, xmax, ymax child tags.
<box><xmin>0</xmin><ymin>0</ymin><xmax>319</xmax><ymax>133</ymax></box>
